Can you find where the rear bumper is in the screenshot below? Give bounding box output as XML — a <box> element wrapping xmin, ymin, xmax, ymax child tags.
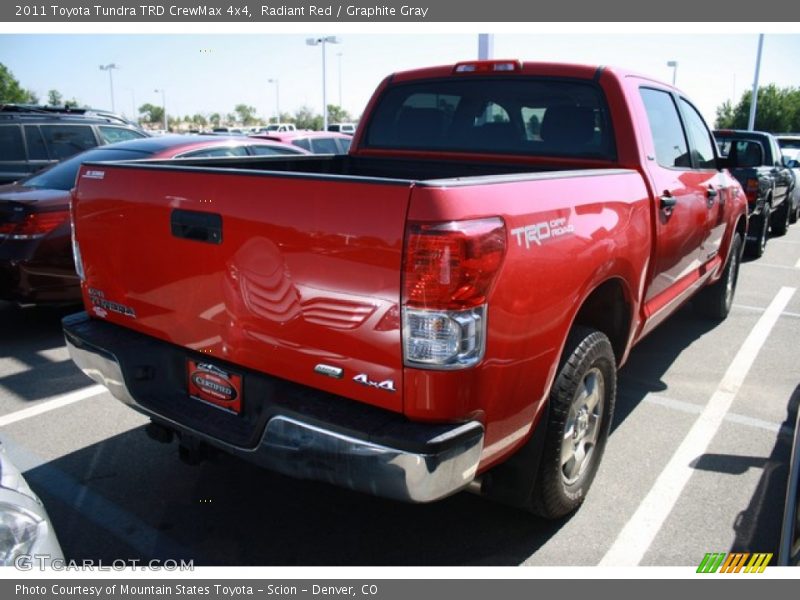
<box><xmin>63</xmin><ymin>312</ymin><xmax>483</xmax><ymax>503</ymax></box>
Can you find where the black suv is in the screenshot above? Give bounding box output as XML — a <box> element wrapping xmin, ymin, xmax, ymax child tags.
<box><xmin>0</xmin><ymin>105</ymin><xmax>148</xmax><ymax>184</ymax></box>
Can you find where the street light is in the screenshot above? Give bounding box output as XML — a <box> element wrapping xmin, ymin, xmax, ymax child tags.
<box><xmin>306</xmin><ymin>36</ymin><xmax>340</xmax><ymax>131</ymax></box>
<box><xmin>336</xmin><ymin>52</ymin><xmax>343</xmax><ymax>108</ymax></box>
<box><xmin>268</xmin><ymin>78</ymin><xmax>280</xmax><ymax>124</ymax></box>
<box><xmin>154</xmin><ymin>88</ymin><xmax>167</xmax><ymax>132</ymax></box>
<box><xmin>666</xmin><ymin>60</ymin><xmax>678</xmax><ymax>86</ymax></box>
<box><xmin>99</xmin><ymin>63</ymin><xmax>118</xmax><ymax>112</ymax></box>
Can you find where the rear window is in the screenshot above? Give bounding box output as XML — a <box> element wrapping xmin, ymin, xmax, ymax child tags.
<box><xmin>22</xmin><ymin>147</ymin><xmax>153</xmax><ymax>191</ymax></box>
<box><xmin>249</xmin><ymin>144</ymin><xmax>302</xmax><ymax>156</ymax></box>
<box><xmin>99</xmin><ymin>126</ymin><xmax>146</xmax><ymax>144</ymax></box>
<box><xmin>363</xmin><ymin>77</ymin><xmax>614</xmax><ymax>159</ymax></box>
<box><xmin>0</xmin><ymin>125</ymin><xmax>25</xmax><ymax>161</ymax></box>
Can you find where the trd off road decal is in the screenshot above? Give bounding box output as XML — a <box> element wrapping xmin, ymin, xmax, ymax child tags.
<box><xmin>510</xmin><ymin>217</ymin><xmax>574</xmax><ymax>249</ymax></box>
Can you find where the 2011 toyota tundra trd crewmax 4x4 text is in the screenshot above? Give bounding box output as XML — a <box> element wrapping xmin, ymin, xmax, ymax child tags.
<box><xmin>63</xmin><ymin>61</ymin><xmax>747</xmax><ymax>518</ymax></box>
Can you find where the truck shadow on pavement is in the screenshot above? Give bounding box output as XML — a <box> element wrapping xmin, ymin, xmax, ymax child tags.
<box><xmin>25</xmin><ymin>427</ymin><xmax>565</xmax><ymax>565</ymax></box>
<box><xmin>19</xmin><ymin>303</ymin><xmax>732</xmax><ymax>566</ymax></box>
<box><xmin>0</xmin><ymin>302</ymin><xmax>89</xmax><ymax>402</ymax></box>
<box><xmin>614</xmin><ymin>303</ymin><xmax>720</xmax><ymax>432</ymax></box>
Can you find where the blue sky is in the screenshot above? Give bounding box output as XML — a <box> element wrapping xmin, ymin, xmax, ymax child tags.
<box><xmin>1</xmin><ymin>33</ymin><xmax>799</xmax><ymax>125</ymax></box>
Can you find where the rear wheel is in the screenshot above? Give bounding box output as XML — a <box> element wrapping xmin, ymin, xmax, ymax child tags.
<box><xmin>693</xmin><ymin>232</ymin><xmax>742</xmax><ymax>320</ymax></box>
<box><xmin>530</xmin><ymin>326</ymin><xmax>616</xmax><ymax>519</ymax></box>
<box><xmin>790</xmin><ymin>196</ymin><xmax>799</xmax><ymax>225</ymax></box>
<box><xmin>746</xmin><ymin>205</ymin><xmax>769</xmax><ymax>258</ymax></box>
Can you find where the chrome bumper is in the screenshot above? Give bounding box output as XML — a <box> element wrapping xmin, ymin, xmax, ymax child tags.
<box><xmin>64</xmin><ymin>320</ymin><xmax>483</xmax><ymax>503</ymax></box>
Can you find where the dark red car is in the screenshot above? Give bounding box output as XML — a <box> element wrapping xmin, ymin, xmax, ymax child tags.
<box><xmin>0</xmin><ymin>135</ymin><xmax>307</xmax><ymax>304</ymax></box>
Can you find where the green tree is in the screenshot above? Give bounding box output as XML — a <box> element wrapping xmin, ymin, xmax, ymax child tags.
<box><xmin>138</xmin><ymin>102</ymin><xmax>165</xmax><ymax>127</ymax></box>
<box><xmin>326</xmin><ymin>104</ymin><xmax>352</xmax><ymax>125</ymax></box>
<box><xmin>192</xmin><ymin>113</ymin><xmax>208</xmax><ymax>128</ymax></box>
<box><xmin>47</xmin><ymin>89</ymin><xmax>63</xmax><ymax>106</ymax></box>
<box><xmin>715</xmin><ymin>85</ymin><xmax>800</xmax><ymax>132</ymax></box>
<box><xmin>64</xmin><ymin>98</ymin><xmax>80</xmax><ymax>109</ymax></box>
<box><xmin>209</xmin><ymin>112</ymin><xmax>221</xmax><ymax>127</ymax></box>
<box><xmin>234</xmin><ymin>104</ymin><xmax>257</xmax><ymax>125</ymax></box>
<box><xmin>294</xmin><ymin>105</ymin><xmax>322</xmax><ymax>130</ymax></box>
<box><xmin>0</xmin><ymin>63</ymin><xmax>37</xmax><ymax>104</ymax></box>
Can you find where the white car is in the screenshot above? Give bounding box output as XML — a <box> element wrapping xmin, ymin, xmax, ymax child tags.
<box><xmin>0</xmin><ymin>443</ymin><xmax>63</xmax><ymax>566</ymax></box>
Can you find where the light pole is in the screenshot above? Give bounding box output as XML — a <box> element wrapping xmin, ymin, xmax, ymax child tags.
<box><xmin>747</xmin><ymin>34</ymin><xmax>765</xmax><ymax>131</ymax></box>
<box><xmin>99</xmin><ymin>63</ymin><xmax>118</xmax><ymax>112</ymax></box>
<box><xmin>336</xmin><ymin>52</ymin><xmax>343</xmax><ymax>108</ymax></box>
<box><xmin>306</xmin><ymin>36</ymin><xmax>340</xmax><ymax>131</ymax></box>
<box><xmin>268</xmin><ymin>78</ymin><xmax>280</xmax><ymax>124</ymax></box>
<box><xmin>154</xmin><ymin>88</ymin><xmax>167</xmax><ymax>132</ymax></box>
<box><xmin>666</xmin><ymin>60</ymin><xmax>678</xmax><ymax>86</ymax></box>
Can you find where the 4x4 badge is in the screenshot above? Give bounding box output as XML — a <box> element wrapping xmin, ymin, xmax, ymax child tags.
<box><xmin>353</xmin><ymin>374</ymin><xmax>396</xmax><ymax>392</ymax></box>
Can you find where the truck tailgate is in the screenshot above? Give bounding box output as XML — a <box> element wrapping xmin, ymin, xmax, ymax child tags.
<box><xmin>73</xmin><ymin>164</ymin><xmax>411</xmax><ymax>413</ymax></box>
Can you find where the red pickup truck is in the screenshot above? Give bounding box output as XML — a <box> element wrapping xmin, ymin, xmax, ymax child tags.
<box><xmin>64</xmin><ymin>61</ymin><xmax>747</xmax><ymax>518</ymax></box>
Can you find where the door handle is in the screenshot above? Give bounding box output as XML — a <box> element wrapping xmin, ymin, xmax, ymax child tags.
<box><xmin>660</xmin><ymin>194</ymin><xmax>677</xmax><ymax>209</ymax></box>
<box><xmin>706</xmin><ymin>186</ymin><xmax>718</xmax><ymax>198</ymax></box>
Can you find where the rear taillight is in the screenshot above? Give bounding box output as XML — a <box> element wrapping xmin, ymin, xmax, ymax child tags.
<box><xmin>69</xmin><ymin>201</ymin><xmax>85</xmax><ymax>282</ymax></box>
<box><xmin>0</xmin><ymin>210</ymin><xmax>68</xmax><ymax>240</ymax></box>
<box><xmin>745</xmin><ymin>178</ymin><xmax>759</xmax><ymax>204</ymax></box>
<box><xmin>402</xmin><ymin>218</ymin><xmax>506</xmax><ymax>369</ymax></box>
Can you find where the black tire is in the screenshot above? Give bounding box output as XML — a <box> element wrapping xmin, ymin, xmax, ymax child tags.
<box><xmin>771</xmin><ymin>199</ymin><xmax>790</xmax><ymax>236</ymax></box>
<box><xmin>530</xmin><ymin>326</ymin><xmax>616</xmax><ymax>519</ymax></box>
<box><xmin>790</xmin><ymin>197</ymin><xmax>799</xmax><ymax>225</ymax></box>
<box><xmin>693</xmin><ymin>232</ymin><xmax>743</xmax><ymax>320</ymax></box>
<box><xmin>745</xmin><ymin>205</ymin><xmax>769</xmax><ymax>258</ymax></box>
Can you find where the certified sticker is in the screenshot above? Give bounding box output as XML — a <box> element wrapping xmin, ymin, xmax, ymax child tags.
<box><xmin>187</xmin><ymin>360</ymin><xmax>242</xmax><ymax>414</ymax></box>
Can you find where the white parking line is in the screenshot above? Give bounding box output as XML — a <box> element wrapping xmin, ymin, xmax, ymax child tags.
<box><xmin>745</xmin><ymin>262</ymin><xmax>800</xmax><ymax>272</ymax></box>
<box><xmin>643</xmin><ymin>394</ymin><xmax>794</xmax><ymax>438</ymax></box>
<box><xmin>795</xmin><ymin>256</ymin><xmax>800</xmax><ymax>269</ymax></box>
<box><xmin>599</xmin><ymin>286</ymin><xmax>796</xmax><ymax>566</ymax></box>
<box><xmin>0</xmin><ymin>385</ymin><xmax>106</xmax><ymax>428</ymax></box>
<box><xmin>733</xmin><ymin>303</ymin><xmax>800</xmax><ymax>319</ymax></box>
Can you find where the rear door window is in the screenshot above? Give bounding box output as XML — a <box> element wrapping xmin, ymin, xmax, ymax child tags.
<box><xmin>678</xmin><ymin>99</ymin><xmax>717</xmax><ymax>169</ymax></box>
<box><xmin>40</xmin><ymin>125</ymin><xmax>98</xmax><ymax>160</ymax></box>
<box><xmin>24</xmin><ymin>126</ymin><xmax>49</xmax><ymax>160</ymax></box>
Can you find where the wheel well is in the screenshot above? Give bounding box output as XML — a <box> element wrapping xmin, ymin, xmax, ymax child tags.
<box><xmin>572</xmin><ymin>279</ymin><xmax>631</xmax><ymax>363</ymax></box>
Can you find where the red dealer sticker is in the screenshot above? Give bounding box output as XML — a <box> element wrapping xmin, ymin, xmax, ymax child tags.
<box><xmin>187</xmin><ymin>360</ymin><xmax>243</xmax><ymax>415</ymax></box>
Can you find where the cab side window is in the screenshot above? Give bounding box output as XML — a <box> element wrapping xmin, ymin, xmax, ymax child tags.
<box><xmin>639</xmin><ymin>88</ymin><xmax>689</xmax><ymax>169</ymax></box>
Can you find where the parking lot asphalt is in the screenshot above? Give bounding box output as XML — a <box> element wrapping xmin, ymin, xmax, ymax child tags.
<box><xmin>1</xmin><ymin>225</ymin><xmax>798</xmax><ymax>567</ymax></box>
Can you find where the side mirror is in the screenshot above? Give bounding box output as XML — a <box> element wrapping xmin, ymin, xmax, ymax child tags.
<box><xmin>783</xmin><ymin>156</ymin><xmax>799</xmax><ymax>169</ymax></box>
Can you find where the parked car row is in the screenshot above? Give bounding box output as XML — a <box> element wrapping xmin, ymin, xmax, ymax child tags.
<box><xmin>0</xmin><ymin>104</ymin><xmax>148</xmax><ymax>184</ymax></box>
<box><xmin>714</xmin><ymin>129</ymin><xmax>800</xmax><ymax>257</ymax></box>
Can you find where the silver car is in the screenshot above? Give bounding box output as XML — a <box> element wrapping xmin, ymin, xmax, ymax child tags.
<box><xmin>0</xmin><ymin>443</ymin><xmax>63</xmax><ymax>566</ymax></box>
